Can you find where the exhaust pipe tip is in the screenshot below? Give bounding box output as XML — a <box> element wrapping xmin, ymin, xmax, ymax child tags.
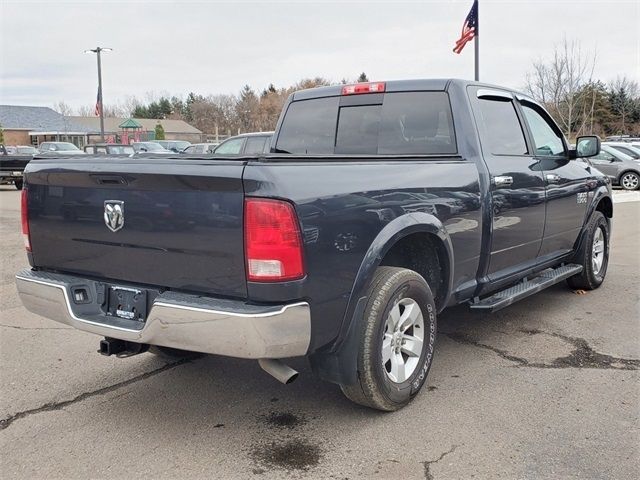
<box><xmin>258</xmin><ymin>358</ymin><xmax>299</xmax><ymax>385</ymax></box>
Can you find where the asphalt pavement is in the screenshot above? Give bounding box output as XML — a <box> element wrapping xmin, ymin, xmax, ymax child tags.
<box><xmin>0</xmin><ymin>187</ymin><xmax>638</xmax><ymax>479</ymax></box>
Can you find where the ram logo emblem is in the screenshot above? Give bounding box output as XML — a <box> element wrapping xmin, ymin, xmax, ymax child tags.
<box><xmin>104</xmin><ymin>200</ymin><xmax>125</xmax><ymax>232</ymax></box>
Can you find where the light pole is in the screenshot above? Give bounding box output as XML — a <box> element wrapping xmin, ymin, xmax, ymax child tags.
<box><xmin>84</xmin><ymin>47</ymin><xmax>112</xmax><ymax>141</ymax></box>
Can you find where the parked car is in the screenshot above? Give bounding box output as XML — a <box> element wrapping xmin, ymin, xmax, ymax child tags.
<box><xmin>38</xmin><ymin>142</ymin><xmax>86</xmax><ymax>155</ymax></box>
<box><xmin>4</xmin><ymin>145</ymin><xmax>39</xmax><ymax>155</ymax></box>
<box><xmin>156</xmin><ymin>140</ymin><xmax>192</xmax><ymax>153</ymax></box>
<box><xmin>213</xmin><ymin>132</ymin><xmax>273</xmax><ymax>155</ymax></box>
<box><xmin>84</xmin><ymin>144</ymin><xmax>135</xmax><ymax>155</ymax></box>
<box><xmin>182</xmin><ymin>143</ymin><xmax>219</xmax><ymax>154</ymax></box>
<box><xmin>0</xmin><ymin>144</ymin><xmax>32</xmax><ymax>189</ymax></box>
<box><xmin>130</xmin><ymin>142</ymin><xmax>172</xmax><ymax>154</ymax></box>
<box><xmin>589</xmin><ymin>144</ymin><xmax>640</xmax><ymax>190</ymax></box>
<box><xmin>603</xmin><ymin>142</ymin><xmax>640</xmax><ymax>160</ymax></box>
<box><xmin>16</xmin><ymin>79</ymin><xmax>611</xmax><ymax>411</ymax></box>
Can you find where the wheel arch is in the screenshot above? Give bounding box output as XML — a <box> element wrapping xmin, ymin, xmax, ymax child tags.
<box><xmin>309</xmin><ymin>212</ymin><xmax>453</xmax><ymax>386</ymax></box>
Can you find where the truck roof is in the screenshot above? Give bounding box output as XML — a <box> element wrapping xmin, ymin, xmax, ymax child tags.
<box><xmin>292</xmin><ymin>78</ymin><xmax>526</xmax><ymax>101</ymax></box>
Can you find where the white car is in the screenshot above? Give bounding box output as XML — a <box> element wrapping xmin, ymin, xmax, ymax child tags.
<box><xmin>182</xmin><ymin>143</ymin><xmax>219</xmax><ymax>154</ymax></box>
<box><xmin>38</xmin><ymin>142</ymin><xmax>86</xmax><ymax>155</ymax></box>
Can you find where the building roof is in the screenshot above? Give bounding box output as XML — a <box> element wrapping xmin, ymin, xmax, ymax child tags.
<box><xmin>0</xmin><ymin>105</ymin><xmax>92</xmax><ymax>133</ymax></box>
<box><xmin>67</xmin><ymin>116</ymin><xmax>202</xmax><ymax>134</ymax></box>
<box><xmin>118</xmin><ymin>118</ymin><xmax>142</xmax><ymax>129</ymax></box>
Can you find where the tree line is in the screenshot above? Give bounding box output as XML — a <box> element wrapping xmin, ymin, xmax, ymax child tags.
<box><xmin>525</xmin><ymin>38</ymin><xmax>639</xmax><ymax>140</ymax></box>
<box><xmin>54</xmin><ymin>45</ymin><xmax>639</xmax><ymax>141</ymax></box>
<box><xmin>56</xmin><ymin>73</ymin><xmax>370</xmax><ymax>137</ymax></box>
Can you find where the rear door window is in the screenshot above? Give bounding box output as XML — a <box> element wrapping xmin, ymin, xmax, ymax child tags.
<box><xmin>476</xmin><ymin>98</ymin><xmax>528</xmax><ymax>155</ymax></box>
<box><xmin>276</xmin><ymin>92</ymin><xmax>456</xmax><ymax>155</ymax></box>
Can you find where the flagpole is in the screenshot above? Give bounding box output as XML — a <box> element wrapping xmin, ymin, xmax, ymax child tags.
<box><xmin>474</xmin><ymin>0</ymin><xmax>479</xmax><ymax>81</ymax></box>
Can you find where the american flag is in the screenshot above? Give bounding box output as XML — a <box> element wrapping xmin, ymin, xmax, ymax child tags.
<box><xmin>453</xmin><ymin>0</ymin><xmax>478</xmax><ymax>54</ymax></box>
<box><xmin>94</xmin><ymin>88</ymin><xmax>102</xmax><ymax>116</ymax></box>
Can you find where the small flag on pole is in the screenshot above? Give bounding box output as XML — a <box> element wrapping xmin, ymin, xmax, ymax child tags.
<box><xmin>453</xmin><ymin>0</ymin><xmax>478</xmax><ymax>54</ymax></box>
<box><xmin>94</xmin><ymin>88</ymin><xmax>102</xmax><ymax>117</ymax></box>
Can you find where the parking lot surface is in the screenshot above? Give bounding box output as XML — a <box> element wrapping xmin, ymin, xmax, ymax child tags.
<box><xmin>1</xmin><ymin>187</ymin><xmax>638</xmax><ymax>479</ymax></box>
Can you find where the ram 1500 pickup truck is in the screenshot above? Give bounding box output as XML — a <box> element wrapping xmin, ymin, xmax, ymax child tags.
<box><xmin>16</xmin><ymin>79</ymin><xmax>611</xmax><ymax>411</ymax></box>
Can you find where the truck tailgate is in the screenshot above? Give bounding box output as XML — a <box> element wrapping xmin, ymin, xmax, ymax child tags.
<box><xmin>25</xmin><ymin>157</ymin><xmax>248</xmax><ymax>298</ymax></box>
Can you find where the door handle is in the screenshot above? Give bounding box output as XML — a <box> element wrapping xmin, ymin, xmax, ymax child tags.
<box><xmin>546</xmin><ymin>173</ymin><xmax>561</xmax><ymax>184</ymax></box>
<box><xmin>493</xmin><ymin>175</ymin><xmax>513</xmax><ymax>187</ymax></box>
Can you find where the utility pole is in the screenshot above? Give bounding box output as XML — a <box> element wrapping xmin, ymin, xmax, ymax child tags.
<box><xmin>84</xmin><ymin>47</ymin><xmax>112</xmax><ymax>141</ymax></box>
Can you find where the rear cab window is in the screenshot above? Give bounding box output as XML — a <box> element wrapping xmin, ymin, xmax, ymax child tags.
<box><xmin>275</xmin><ymin>91</ymin><xmax>457</xmax><ymax>155</ymax></box>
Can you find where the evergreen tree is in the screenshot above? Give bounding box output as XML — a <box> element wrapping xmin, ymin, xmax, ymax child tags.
<box><xmin>357</xmin><ymin>72</ymin><xmax>369</xmax><ymax>82</ymax></box>
<box><xmin>0</xmin><ymin>124</ymin><xmax>4</xmax><ymax>144</ymax></box>
<box><xmin>154</xmin><ymin>122</ymin><xmax>166</xmax><ymax>140</ymax></box>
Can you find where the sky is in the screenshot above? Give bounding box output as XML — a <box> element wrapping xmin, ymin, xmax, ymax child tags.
<box><xmin>1</xmin><ymin>0</ymin><xmax>638</xmax><ymax>110</ymax></box>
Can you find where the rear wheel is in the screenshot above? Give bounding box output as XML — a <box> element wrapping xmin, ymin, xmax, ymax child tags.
<box><xmin>620</xmin><ymin>172</ymin><xmax>639</xmax><ymax>190</ymax></box>
<box><xmin>14</xmin><ymin>179</ymin><xmax>23</xmax><ymax>190</ymax></box>
<box><xmin>567</xmin><ymin>211</ymin><xmax>609</xmax><ymax>290</ymax></box>
<box><xmin>340</xmin><ymin>267</ymin><xmax>437</xmax><ymax>411</ymax></box>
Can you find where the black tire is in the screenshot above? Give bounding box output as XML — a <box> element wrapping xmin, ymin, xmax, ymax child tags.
<box><xmin>14</xmin><ymin>179</ymin><xmax>23</xmax><ymax>190</ymax></box>
<box><xmin>567</xmin><ymin>211</ymin><xmax>609</xmax><ymax>290</ymax></box>
<box><xmin>340</xmin><ymin>267</ymin><xmax>437</xmax><ymax>411</ymax></box>
<box><xmin>619</xmin><ymin>171</ymin><xmax>640</xmax><ymax>191</ymax></box>
<box><xmin>148</xmin><ymin>345</ymin><xmax>203</xmax><ymax>360</ymax></box>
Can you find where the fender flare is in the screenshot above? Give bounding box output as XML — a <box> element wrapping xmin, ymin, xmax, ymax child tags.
<box><xmin>309</xmin><ymin>212</ymin><xmax>454</xmax><ymax>386</ymax></box>
<box><xmin>573</xmin><ymin>186</ymin><xmax>612</xmax><ymax>254</ymax></box>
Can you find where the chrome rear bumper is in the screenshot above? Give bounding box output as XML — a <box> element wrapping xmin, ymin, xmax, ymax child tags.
<box><xmin>15</xmin><ymin>269</ymin><xmax>310</xmax><ymax>359</ymax></box>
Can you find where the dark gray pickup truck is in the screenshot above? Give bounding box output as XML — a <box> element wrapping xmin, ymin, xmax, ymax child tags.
<box><xmin>0</xmin><ymin>144</ymin><xmax>33</xmax><ymax>190</ymax></box>
<box><xmin>16</xmin><ymin>79</ymin><xmax>612</xmax><ymax>411</ymax></box>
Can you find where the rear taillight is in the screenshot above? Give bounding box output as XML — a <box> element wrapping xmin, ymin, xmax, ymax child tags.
<box><xmin>21</xmin><ymin>188</ymin><xmax>31</xmax><ymax>252</ymax></box>
<box><xmin>341</xmin><ymin>82</ymin><xmax>386</xmax><ymax>95</ymax></box>
<box><xmin>244</xmin><ymin>198</ymin><xmax>304</xmax><ymax>282</ymax></box>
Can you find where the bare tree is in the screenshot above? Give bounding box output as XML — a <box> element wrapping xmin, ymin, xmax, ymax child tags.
<box><xmin>525</xmin><ymin>38</ymin><xmax>596</xmax><ymax>140</ymax></box>
<box><xmin>52</xmin><ymin>101</ymin><xmax>73</xmax><ymax>116</ymax></box>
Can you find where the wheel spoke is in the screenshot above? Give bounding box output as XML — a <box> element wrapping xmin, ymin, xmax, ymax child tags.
<box><xmin>389</xmin><ymin>352</ymin><xmax>406</xmax><ymax>383</ymax></box>
<box><xmin>400</xmin><ymin>302</ymin><xmax>421</xmax><ymax>332</ymax></box>
<box><xmin>387</xmin><ymin>304</ymin><xmax>401</xmax><ymax>331</ymax></box>
<box><xmin>593</xmin><ymin>241</ymin><xmax>604</xmax><ymax>254</ymax></box>
<box><xmin>382</xmin><ymin>335</ymin><xmax>393</xmax><ymax>364</ymax></box>
<box><xmin>401</xmin><ymin>335</ymin><xmax>423</xmax><ymax>357</ymax></box>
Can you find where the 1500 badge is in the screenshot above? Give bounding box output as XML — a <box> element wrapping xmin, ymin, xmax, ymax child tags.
<box><xmin>577</xmin><ymin>192</ymin><xmax>588</xmax><ymax>204</ymax></box>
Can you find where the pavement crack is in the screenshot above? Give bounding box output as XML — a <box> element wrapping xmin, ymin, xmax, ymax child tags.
<box><xmin>0</xmin><ymin>358</ymin><xmax>190</xmax><ymax>431</ymax></box>
<box><xmin>444</xmin><ymin>330</ymin><xmax>639</xmax><ymax>371</ymax></box>
<box><xmin>443</xmin><ymin>332</ymin><xmax>529</xmax><ymax>366</ymax></box>
<box><xmin>422</xmin><ymin>445</ymin><xmax>457</xmax><ymax>480</ymax></box>
<box><xmin>520</xmin><ymin>329</ymin><xmax>640</xmax><ymax>370</ymax></box>
<box><xmin>0</xmin><ymin>323</ymin><xmax>72</xmax><ymax>331</ymax></box>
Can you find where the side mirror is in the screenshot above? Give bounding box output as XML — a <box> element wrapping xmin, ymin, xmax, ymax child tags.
<box><xmin>574</xmin><ymin>136</ymin><xmax>601</xmax><ymax>158</ymax></box>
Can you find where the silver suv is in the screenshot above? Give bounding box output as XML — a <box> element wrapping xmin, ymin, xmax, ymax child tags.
<box><xmin>589</xmin><ymin>144</ymin><xmax>640</xmax><ymax>190</ymax></box>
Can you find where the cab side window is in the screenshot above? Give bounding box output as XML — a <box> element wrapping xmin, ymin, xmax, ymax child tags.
<box><xmin>521</xmin><ymin>104</ymin><xmax>565</xmax><ymax>156</ymax></box>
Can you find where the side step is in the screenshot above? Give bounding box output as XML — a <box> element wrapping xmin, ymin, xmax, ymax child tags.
<box><xmin>470</xmin><ymin>264</ymin><xmax>583</xmax><ymax>313</ymax></box>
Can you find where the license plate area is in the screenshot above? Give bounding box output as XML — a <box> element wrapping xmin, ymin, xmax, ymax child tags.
<box><xmin>107</xmin><ymin>286</ymin><xmax>147</xmax><ymax>322</ymax></box>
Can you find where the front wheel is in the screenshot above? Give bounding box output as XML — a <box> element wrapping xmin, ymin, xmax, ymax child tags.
<box><xmin>620</xmin><ymin>172</ymin><xmax>639</xmax><ymax>191</ymax></box>
<box><xmin>567</xmin><ymin>211</ymin><xmax>609</xmax><ymax>290</ymax></box>
<box><xmin>340</xmin><ymin>267</ymin><xmax>437</xmax><ymax>411</ymax></box>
